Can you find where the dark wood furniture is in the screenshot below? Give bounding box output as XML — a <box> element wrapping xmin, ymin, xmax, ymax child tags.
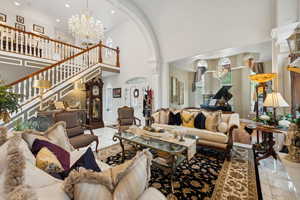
<box><xmin>85</xmin><ymin>77</ymin><xmax>104</xmax><ymax>129</ymax></box>
<box><xmin>246</xmin><ymin>123</ymin><xmax>286</xmax><ymax>164</ymax></box>
<box><xmin>52</xmin><ymin>111</ymin><xmax>99</xmax><ymax>152</ymax></box>
<box><xmin>117</xmin><ymin>106</ymin><xmax>141</xmax><ymax>132</ymax></box>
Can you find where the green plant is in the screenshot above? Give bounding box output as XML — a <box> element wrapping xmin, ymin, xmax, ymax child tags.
<box><xmin>0</xmin><ymin>81</ymin><xmax>21</xmax><ymax>123</ymax></box>
<box><xmin>13</xmin><ymin>120</ymin><xmax>34</xmax><ymax>131</ymax></box>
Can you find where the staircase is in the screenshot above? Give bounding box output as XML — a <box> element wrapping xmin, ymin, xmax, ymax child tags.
<box><xmin>0</xmin><ymin>24</ymin><xmax>120</xmax><ymax>126</ymax></box>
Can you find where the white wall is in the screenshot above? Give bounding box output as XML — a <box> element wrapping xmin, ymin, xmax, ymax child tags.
<box><xmin>0</xmin><ymin>3</ymin><xmax>73</xmax><ymax>42</ymax></box>
<box><xmin>102</xmin><ymin>20</ymin><xmax>152</xmax><ymax>123</ymax></box>
<box><xmin>133</xmin><ymin>0</ymin><xmax>274</xmax><ymax>63</ymax></box>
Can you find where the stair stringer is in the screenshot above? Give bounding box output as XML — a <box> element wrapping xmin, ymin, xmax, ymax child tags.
<box><xmin>3</xmin><ymin>63</ymin><xmax>103</xmax><ymax>128</ymax></box>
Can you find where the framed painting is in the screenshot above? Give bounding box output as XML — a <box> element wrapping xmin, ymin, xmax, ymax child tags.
<box><xmin>15</xmin><ymin>23</ymin><xmax>25</xmax><ymax>31</ymax></box>
<box><xmin>33</xmin><ymin>24</ymin><xmax>44</xmax><ymax>34</ymax></box>
<box><xmin>113</xmin><ymin>88</ymin><xmax>122</xmax><ymax>98</ymax></box>
<box><xmin>16</xmin><ymin>15</ymin><xmax>24</xmax><ymax>24</ymax></box>
<box><xmin>0</xmin><ymin>13</ymin><xmax>6</xmax><ymax>23</ymax></box>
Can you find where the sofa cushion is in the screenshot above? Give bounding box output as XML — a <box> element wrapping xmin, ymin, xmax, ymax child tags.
<box><xmin>194</xmin><ymin>112</ymin><xmax>206</xmax><ymax>129</ymax></box>
<box><xmin>63</xmin><ymin>150</ymin><xmax>156</xmax><ymax>200</ymax></box>
<box><xmin>181</xmin><ymin>111</ymin><xmax>195</xmax><ymax>128</ymax></box>
<box><xmin>203</xmin><ymin>111</ymin><xmax>221</xmax><ymax>132</ymax></box>
<box><xmin>44</xmin><ymin>122</ymin><xmax>75</xmax><ymax>152</ymax></box>
<box><xmin>159</xmin><ymin>110</ymin><xmax>169</xmax><ymax>124</ymax></box>
<box><xmin>21</xmin><ymin>129</ymin><xmax>50</xmax><ymax>149</ymax></box>
<box><xmin>152</xmin><ymin>124</ymin><xmax>228</xmax><ymax>144</ymax></box>
<box><xmin>35</xmin><ymin>183</ymin><xmax>70</xmax><ymax>200</ymax></box>
<box><xmin>151</xmin><ymin>112</ymin><xmax>160</xmax><ymax>124</ymax></box>
<box><xmin>74</xmin><ymin>182</ymin><xmax>112</xmax><ymax>200</ymax></box>
<box><xmin>168</xmin><ymin>112</ymin><xmax>182</xmax><ymax>126</ymax></box>
<box><xmin>69</xmin><ymin>134</ymin><xmax>98</xmax><ymax>149</ymax></box>
<box><xmin>217</xmin><ymin>122</ymin><xmax>228</xmax><ymax>133</ymax></box>
<box><xmin>138</xmin><ymin>187</ymin><xmax>167</xmax><ymax>200</ymax></box>
<box><xmin>179</xmin><ymin>127</ymin><xmax>228</xmax><ymax>144</ymax></box>
<box><xmin>67</xmin><ymin>126</ymin><xmax>84</xmax><ymax>138</ymax></box>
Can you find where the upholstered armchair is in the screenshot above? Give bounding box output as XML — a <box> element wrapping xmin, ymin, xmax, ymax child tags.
<box><xmin>53</xmin><ymin>111</ymin><xmax>99</xmax><ymax>152</ymax></box>
<box><xmin>117</xmin><ymin>106</ymin><xmax>141</xmax><ymax>132</ymax></box>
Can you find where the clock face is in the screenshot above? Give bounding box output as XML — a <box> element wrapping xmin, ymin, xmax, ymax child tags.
<box><xmin>92</xmin><ymin>86</ymin><xmax>99</xmax><ymax>96</ymax></box>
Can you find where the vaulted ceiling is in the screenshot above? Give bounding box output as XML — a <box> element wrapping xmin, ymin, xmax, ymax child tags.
<box><xmin>3</xmin><ymin>0</ymin><xmax>128</xmax><ymax>32</ymax></box>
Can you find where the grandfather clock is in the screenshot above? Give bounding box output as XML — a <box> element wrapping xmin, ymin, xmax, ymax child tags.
<box><xmin>85</xmin><ymin>77</ymin><xmax>104</xmax><ymax>128</ymax></box>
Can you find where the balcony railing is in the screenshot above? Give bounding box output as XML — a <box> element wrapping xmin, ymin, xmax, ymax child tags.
<box><xmin>0</xmin><ymin>23</ymin><xmax>84</xmax><ymax>61</ymax></box>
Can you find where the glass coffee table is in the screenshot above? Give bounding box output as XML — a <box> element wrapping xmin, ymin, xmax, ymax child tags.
<box><xmin>113</xmin><ymin>131</ymin><xmax>189</xmax><ymax>192</ymax></box>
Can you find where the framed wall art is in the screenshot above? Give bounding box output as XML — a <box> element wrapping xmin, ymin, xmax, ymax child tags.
<box><xmin>113</xmin><ymin>88</ymin><xmax>122</xmax><ymax>98</ymax></box>
<box><xmin>16</xmin><ymin>15</ymin><xmax>24</xmax><ymax>24</ymax></box>
<box><xmin>15</xmin><ymin>23</ymin><xmax>25</xmax><ymax>31</ymax></box>
<box><xmin>0</xmin><ymin>13</ymin><xmax>7</xmax><ymax>23</ymax></box>
<box><xmin>33</xmin><ymin>24</ymin><xmax>44</xmax><ymax>34</ymax></box>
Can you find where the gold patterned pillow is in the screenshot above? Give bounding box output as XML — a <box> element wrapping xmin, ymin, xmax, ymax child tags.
<box><xmin>36</xmin><ymin>147</ymin><xmax>64</xmax><ymax>174</ymax></box>
<box><xmin>203</xmin><ymin>111</ymin><xmax>221</xmax><ymax>132</ymax></box>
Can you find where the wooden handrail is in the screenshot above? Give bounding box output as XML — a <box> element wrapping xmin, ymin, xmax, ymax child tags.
<box><xmin>101</xmin><ymin>44</ymin><xmax>118</xmax><ymax>51</ymax></box>
<box><xmin>8</xmin><ymin>44</ymin><xmax>100</xmax><ymax>87</ymax></box>
<box><xmin>0</xmin><ymin>23</ymin><xmax>83</xmax><ymax>50</ymax></box>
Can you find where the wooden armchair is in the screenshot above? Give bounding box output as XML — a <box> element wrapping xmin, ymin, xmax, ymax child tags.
<box><xmin>53</xmin><ymin>111</ymin><xmax>99</xmax><ymax>152</ymax></box>
<box><xmin>117</xmin><ymin>106</ymin><xmax>141</xmax><ymax>132</ymax></box>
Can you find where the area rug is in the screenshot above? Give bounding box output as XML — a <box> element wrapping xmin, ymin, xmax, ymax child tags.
<box><xmin>97</xmin><ymin>144</ymin><xmax>260</xmax><ymax>200</ymax></box>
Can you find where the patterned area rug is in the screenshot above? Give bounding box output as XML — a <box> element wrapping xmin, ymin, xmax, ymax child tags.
<box><xmin>97</xmin><ymin>144</ymin><xmax>260</xmax><ymax>200</ymax></box>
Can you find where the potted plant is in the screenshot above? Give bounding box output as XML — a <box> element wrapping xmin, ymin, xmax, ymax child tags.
<box><xmin>0</xmin><ymin>81</ymin><xmax>21</xmax><ymax>123</ymax></box>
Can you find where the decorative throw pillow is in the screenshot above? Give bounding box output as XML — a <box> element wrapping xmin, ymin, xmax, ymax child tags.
<box><xmin>194</xmin><ymin>112</ymin><xmax>206</xmax><ymax>129</ymax></box>
<box><xmin>21</xmin><ymin>129</ymin><xmax>50</xmax><ymax>149</ymax></box>
<box><xmin>218</xmin><ymin>122</ymin><xmax>228</xmax><ymax>133</ymax></box>
<box><xmin>63</xmin><ymin>150</ymin><xmax>153</xmax><ymax>200</ymax></box>
<box><xmin>159</xmin><ymin>110</ymin><xmax>169</xmax><ymax>124</ymax></box>
<box><xmin>168</xmin><ymin>112</ymin><xmax>182</xmax><ymax>126</ymax></box>
<box><xmin>181</xmin><ymin>111</ymin><xmax>195</xmax><ymax>128</ymax></box>
<box><xmin>43</xmin><ymin>122</ymin><xmax>75</xmax><ymax>152</ymax></box>
<box><xmin>204</xmin><ymin>111</ymin><xmax>221</xmax><ymax>132</ymax></box>
<box><xmin>36</xmin><ymin>147</ymin><xmax>64</xmax><ymax>174</ymax></box>
<box><xmin>60</xmin><ymin>147</ymin><xmax>100</xmax><ymax>179</ymax></box>
<box><xmin>151</xmin><ymin>112</ymin><xmax>160</xmax><ymax>123</ymax></box>
<box><xmin>31</xmin><ymin>139</ymin><xmax>70</xmax><ymax>171</ymax></box>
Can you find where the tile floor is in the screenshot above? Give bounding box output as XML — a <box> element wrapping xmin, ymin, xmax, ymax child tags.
<box><xmin>88</xmin><ymin>127</ymin><xmax>300</xmax><ymax>200</ymax></box>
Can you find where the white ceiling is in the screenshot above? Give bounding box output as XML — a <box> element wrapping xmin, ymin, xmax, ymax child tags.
<box><xmin>6</xmin><ymin>0</ymin><xmax>128</xmax><ymax>33</ymax></box>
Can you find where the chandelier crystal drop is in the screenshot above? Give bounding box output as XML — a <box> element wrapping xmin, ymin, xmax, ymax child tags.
<box><xmin>68</xmin><ymin>0</ymin><xmax>104</xmax><ymax>45</ymax></box>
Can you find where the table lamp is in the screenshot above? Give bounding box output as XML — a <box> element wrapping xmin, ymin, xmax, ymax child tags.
<box><xmin>263</xmin><ymin>92</ymin><xmax>289</xmax><ymax>124</ymax></box>
<box><xmin>33</xmin><ymin>79</ymin><xmax>52</xmax><ymax>111</ymax></box>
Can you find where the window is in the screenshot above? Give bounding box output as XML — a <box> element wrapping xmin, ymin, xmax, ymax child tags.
<box><xmin>221</xmin><ymin>71</ymin><xmax>232</xmax><ymax>86</ymax></box>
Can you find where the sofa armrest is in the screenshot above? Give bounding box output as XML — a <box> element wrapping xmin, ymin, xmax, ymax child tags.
<box><xmin>228</xmin><ymin>113</ymin><xmax>240</xmax><ymax>130</ymax></box>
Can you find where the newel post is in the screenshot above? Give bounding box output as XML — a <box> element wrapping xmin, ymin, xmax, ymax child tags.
<box><xmin>116</xmin><ymin>46</ymin><xmax>120</xmax><ymax>67</ymax></box>
<box><xmin>99</xmin><ymin>40</ymin><xmax>103</xmax><ymax>63</ymax></box>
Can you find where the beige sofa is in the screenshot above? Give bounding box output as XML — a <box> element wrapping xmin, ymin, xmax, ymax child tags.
<box><xmin>151</xmin><ymin>108</ymin><xmax>240</xmax><ymax>160</ymax></box>
<box><xmin>0</xmin><ymin>125</ymin><xmax>166</xmax><ymax>200</ymax></box>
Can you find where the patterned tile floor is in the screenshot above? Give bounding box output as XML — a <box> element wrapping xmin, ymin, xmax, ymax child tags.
<box><xmin>88</xmin><ymin>127</ymin><xmax>300</xmax><ymax>200</ymax></box>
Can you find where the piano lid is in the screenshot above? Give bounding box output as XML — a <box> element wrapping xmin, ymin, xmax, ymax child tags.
<box><xmin>213</xmin><ymin>86</ymin><xmax>233</xmax><ymax>101</ymax></box>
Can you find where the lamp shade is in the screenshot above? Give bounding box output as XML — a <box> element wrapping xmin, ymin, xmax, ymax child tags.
<box><xmin>263</xmin><ymin>92</ymin><xmax>289</xmax><ymax>108</ymax></box>
<box><xmin>33</xmin><ymin>80</ymin><xmax>52</xmax><ymax>89</ymax></box>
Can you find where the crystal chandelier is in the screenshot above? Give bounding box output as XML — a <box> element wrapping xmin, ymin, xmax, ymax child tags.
<box><xmin>68</xmin><ymin>0</ymin><xmax>104</xmax><ymax>45</ymax></box>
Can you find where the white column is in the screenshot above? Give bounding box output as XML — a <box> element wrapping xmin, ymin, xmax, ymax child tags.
<box><xmin>161</xmin><ymin>62</ymin><xmax>170</xmax><ymax>108</ymax></box>
<box><xmin>148</xmin><ymin>59</ymin><xmax>161</xmax><ymax>111</ymax></box>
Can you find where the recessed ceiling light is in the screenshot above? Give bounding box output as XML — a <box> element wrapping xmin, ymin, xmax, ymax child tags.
<box><xmin>65</xmin><ymin>3</ymin><xmax>70</xmax><ymax>8</ymax></box>
<box><xmin>56</xmin><ymin>19</ymin><xmax>61</xmax><ymax>23</ymax></box>
<box><xmin>111</xmin><ymin>10</ymin><xmax>115</xmax><ymax>14</ymax></box>
<box><xmin>14</xmin><ymin>1</ymin><xmax>21</xmax><ymax>6</ymax></box>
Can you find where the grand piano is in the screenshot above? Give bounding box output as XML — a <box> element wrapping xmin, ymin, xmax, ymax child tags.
<box><xmin>200</xmin><ymin>86</ymin><xmax>233</xmax><ymax>112</ymax></box>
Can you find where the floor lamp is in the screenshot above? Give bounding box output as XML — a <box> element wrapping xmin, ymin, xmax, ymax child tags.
<box><xmin>33</xmin><ymin>79</ymin><xmax>52</xmax><ymax>111</ymax></box>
